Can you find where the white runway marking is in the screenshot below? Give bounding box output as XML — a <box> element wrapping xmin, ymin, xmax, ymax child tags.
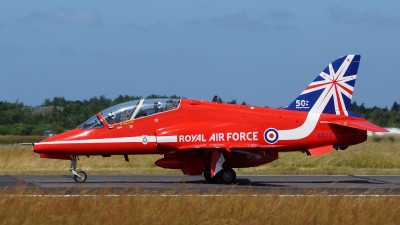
<box><xmin>2</xmin><ymin>194</ymin><xmax>400</xmax><ymax>197</ymax></box>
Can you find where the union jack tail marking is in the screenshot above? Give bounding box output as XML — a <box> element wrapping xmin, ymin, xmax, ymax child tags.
<box><xmin>283</xmin><ymin>55</ymin><xmax>360</xmax><ymax>116</ymax></box>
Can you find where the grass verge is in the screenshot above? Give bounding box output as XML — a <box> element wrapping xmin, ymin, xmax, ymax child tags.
<box><xmin>0</xmin><ymin>186</ymin><xmax>399</xmax><ymax>225</ymax></box>
<box><xmin>0</xmin><ymin>135</ymin><xmax>45</xmax><ymax>144</ymax></box>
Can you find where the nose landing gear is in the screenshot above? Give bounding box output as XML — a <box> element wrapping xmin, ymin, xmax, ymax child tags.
<box><xmin>73</xmin><ymin>170</ymin><xmax>87</xmax><ymax>183</ymax></box>
<box><xmin>70</xmin><ymin>156</ymin><xmax>87</xmax><ymax>183</ymax></box>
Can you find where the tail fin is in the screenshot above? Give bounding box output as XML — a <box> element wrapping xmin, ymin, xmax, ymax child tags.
<box><xmin>283</xmin><ymin>55</ymin><xmax>360</xmax><ymax>116</ymax></box>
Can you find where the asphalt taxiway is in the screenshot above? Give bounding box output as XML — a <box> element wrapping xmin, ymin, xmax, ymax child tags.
<box><xmin>1</xmin><ymin>174</ymin><xmax>400</xmax><ymax>194</ymax></box>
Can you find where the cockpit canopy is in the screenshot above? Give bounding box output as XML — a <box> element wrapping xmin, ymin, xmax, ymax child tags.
<box><xmin>79</xmin><ymin>98</ymin><xmax>180</xmax><ymax>130</ymax></box>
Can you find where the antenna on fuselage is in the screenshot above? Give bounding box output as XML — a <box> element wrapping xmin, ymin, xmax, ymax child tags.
<box><xmin>212</xmin><ymin>95</ymin><xmax>218</xmax><ymax>102</ymax></box>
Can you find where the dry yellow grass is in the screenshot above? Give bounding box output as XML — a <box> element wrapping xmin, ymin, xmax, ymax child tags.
<box><xmin>1</xmin><ymin>136</ymin><xmax>400</xmax><ymax>175</ymax></box>
<box><xmin>0</xmin><ymin>145</ymin><xmax>178</xmax><ymax>175</ymax></box>
<box><xmin>1</xmin><ymin>137</ymin><xmax>400</xmax><ymax>224</ymax></box>
<box><xmin>0</xmin><ymin>187</ymin><xmax>399</xmax><ymax>225</ymax></box>
<box><xmin>240</xmin><ymin>136</ymin><xmax>400</xmax><ymax>175</ymax></box>
<box><xmin>0</xmin><ymin>135</ymin><xmax>44</xmax><ymax>144</ymax></box>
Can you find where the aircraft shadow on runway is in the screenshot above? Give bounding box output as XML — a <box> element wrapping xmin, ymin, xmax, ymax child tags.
<box><xmin>41</xmin><ymin>176</ymin><xmax>391</xmax><ymax>188</ymax></box>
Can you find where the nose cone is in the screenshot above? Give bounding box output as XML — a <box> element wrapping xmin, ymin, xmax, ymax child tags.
<box><xmin>33</xmin><ymin>129</ymin><xmax>82</xmax><ymax>155</ymax></box>
<box><xmin>33</xmin><ymin>134</ymin><xmax>61</xmax><ymax>154</ymax></box>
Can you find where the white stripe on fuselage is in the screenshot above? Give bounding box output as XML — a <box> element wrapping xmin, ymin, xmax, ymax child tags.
<box><xmin>278</xmin><ymin>112</ymin><xmax>320</xmax><ymax>140</ymax></box>
<box><xmin>156</xmin><ymin>136</ymin><xmax>178</xmax><ymax>143</ymax></box>
<box><xmin>278</xmin><ymin>83</ymin><xmax>328</xmax><ymax>140</ymax></box>
<box><xmin>278</xmin><ymin>55</ymin><xmax>356</xmax><ymax>140</ymax></box>
<box><xmin>35</xmin><ymin>136</ymin><xmax>177</xmax><ymax>145</ymax></box>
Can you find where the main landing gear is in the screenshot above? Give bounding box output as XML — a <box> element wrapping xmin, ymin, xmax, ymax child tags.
<box><xmin>204</xmin><ymin>168</ymin><xmax>237</xmax><ymax>184</ymax></box>
<box><xmin>70</xmin><ymin>156</ymin><xmax>87</xmax><ymax>183</ymax></box>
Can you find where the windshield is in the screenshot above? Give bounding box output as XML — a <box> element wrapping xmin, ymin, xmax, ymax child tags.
<box><xmin>79</xmin><ymin>98</ymin><xmax>180</xmax><ymax>129</ymax></box>
<box><xmin>79</xmin><ymin>115</ymin><xmax>104</xmax><ymax>130</ymax></box>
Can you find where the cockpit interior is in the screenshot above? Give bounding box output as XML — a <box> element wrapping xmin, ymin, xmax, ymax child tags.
<box><xmin>79</xmin><ymin>98</ymin><xmax>180</xmax><ymax>130</ymax></box>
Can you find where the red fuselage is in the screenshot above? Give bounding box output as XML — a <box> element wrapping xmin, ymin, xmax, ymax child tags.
<box><xmin>31</xmin><ymin>54</ymin><xmax>389</xmax><ymax>183</ymax></box>
<box><xmin>34</xmin><ymin>99</ymin><xmax>367</xmax><ymax>158</ymax></box>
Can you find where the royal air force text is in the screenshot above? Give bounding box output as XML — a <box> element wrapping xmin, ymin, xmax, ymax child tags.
<box><xmin>179</xmin><ymin>132</ymin><xmax>258</xmax><ymax>142</ymax></box>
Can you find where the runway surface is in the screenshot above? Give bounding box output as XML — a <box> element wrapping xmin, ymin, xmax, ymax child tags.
<box><xmin>1</xmin><ymin>174</ymin><xmax>400</xmax><ymax>194</ymax></box>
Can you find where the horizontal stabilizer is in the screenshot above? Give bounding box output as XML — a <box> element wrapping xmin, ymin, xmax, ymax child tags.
<box><xmin>324</xmin><ymin>120</ymin><xmax>388</xmax><ymax>132</ymax></box>
<box><xmin>307</xmin><ymin>145</ymin><xmax>332</xmax><ymax>156</ymax></box>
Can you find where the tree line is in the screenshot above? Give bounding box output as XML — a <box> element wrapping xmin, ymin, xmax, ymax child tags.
<box><xmin>0</xmin><ymin>95</ymin><xmax>399</xmax><ymax>135</ymax></box>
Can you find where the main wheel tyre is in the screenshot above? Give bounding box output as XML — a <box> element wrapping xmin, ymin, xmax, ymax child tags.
<box><xmin>203</xmin><ymin>168</ymin><xmax>219</xmax><ymax>182</ymax></box>
<box><xmin>74</xmin><ymin>170</ymin><xmax>87</xmax><ymax>183</ymax></box>
<box><xmin>219</xmin><ymin>168</ymin><xmax>236</xmax><ymax>184</ymax></box>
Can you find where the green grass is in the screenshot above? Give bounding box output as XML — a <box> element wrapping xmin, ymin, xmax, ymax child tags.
<box><xmin>1</xmin><ymin>136</ymin><xmax>400</xmax><ymax>175</ymax></box>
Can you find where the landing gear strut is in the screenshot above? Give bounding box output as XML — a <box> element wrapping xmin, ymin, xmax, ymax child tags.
<box><xmin>203</xmin><ymin>168</ymin><xmax>219</xmax><ymax>182</ymax></box>
<box><xmin>70</xmin><ymin>156</ymin><xmax>87</xmax><ymax>183</ymax></box>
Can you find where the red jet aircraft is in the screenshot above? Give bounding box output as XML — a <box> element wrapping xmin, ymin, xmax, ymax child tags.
<box><xmin>33</xmin><ymin>55</ymin><xmax>387</xmax><ymax>183</ymax></box>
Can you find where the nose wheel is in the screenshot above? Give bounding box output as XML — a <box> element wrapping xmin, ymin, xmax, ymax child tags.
<box><xmin>70</xmin><ymin>156</ymin><xmax>87</xmax><ymax>183</ymax></box>
<box><xmin>73</xmin><ymin>170</ymin><xmax>87</xmax><ymax>183</ymax></box>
